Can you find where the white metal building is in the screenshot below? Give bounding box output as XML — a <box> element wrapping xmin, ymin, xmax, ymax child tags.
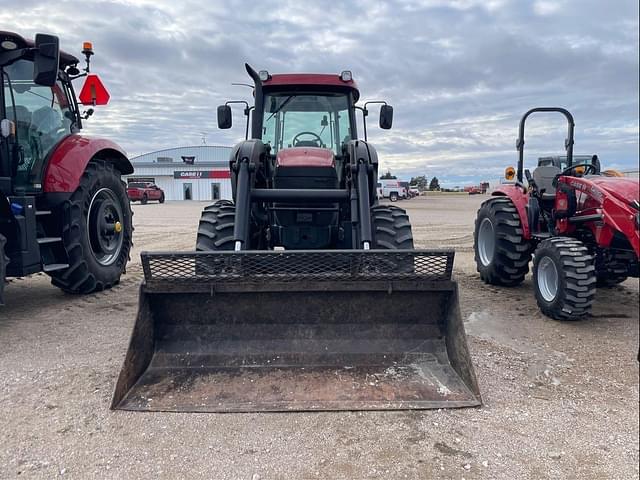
<box><xmin>125</xmin><ymin>146</ymin><xmax>233</xmax><ymax>201</ymax></box>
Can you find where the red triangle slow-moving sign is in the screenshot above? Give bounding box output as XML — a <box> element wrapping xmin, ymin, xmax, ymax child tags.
<box><xmin>78</xmin><ymin>74</ymin><xmax>110</xmax><ymax>106</ymax></box>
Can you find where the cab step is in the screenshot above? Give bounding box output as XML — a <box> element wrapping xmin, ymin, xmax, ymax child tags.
<box><xmin>37</xmin><ymin>237</ymin><xmax>62</xmax><ymax>245</ymax></box>
<box><xmin>42</xmin><ymin>263</ymin><xmax>69</xmax><ymax>273</ymax></box>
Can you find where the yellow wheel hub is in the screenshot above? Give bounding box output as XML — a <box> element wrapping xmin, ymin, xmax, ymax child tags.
<box><xmin>114</xmin><ymin>221</ymin><xmax>122</xmax><ymax>233</ymax></box>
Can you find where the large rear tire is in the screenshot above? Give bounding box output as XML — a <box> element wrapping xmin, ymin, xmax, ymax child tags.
<box><xmin>533</xmin><ymin>237</ymin><xmax>596</xmax><ymax>320</ymax></box>
<box><xmin>371</xmin><ymin>205</ymin><xmax>414</xmax><ymax>249</ymax></box>
<box><xmin>49</xmin><ymin>160</ymin><xmax>133</xmax><ymax>293</ymax></box>
<box><xmin>474</xmin><ymin>197</ymin><xmax>531</xmax><ymax>286</ymax></box>
<box><xmin>196</xmin><ymin>201</ymin><xmax>236</xmax><ymax>251</ymax></box>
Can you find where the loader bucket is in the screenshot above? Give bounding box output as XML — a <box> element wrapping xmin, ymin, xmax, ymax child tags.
<box><xmin>112</xmin><ymin>250</ymin><xmax>481</xmax><ymax>412</ymax></box>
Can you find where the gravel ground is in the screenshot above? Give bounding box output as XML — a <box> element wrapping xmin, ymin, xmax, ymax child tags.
<box><xmin>1</xmin><ymin>195</ymin><xmax>638</xmax><ymax>479</ymax></box>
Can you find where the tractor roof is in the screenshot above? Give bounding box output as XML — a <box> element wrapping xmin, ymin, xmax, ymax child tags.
<box><xmin>263</xmin><ymin>73</ymin><xmax>360</xmax><ymax>102</ymax></box>
<box><xmin>0</xmin><ymin>31</ymin><xmax>80</xmax><ymax>69</ymax></box>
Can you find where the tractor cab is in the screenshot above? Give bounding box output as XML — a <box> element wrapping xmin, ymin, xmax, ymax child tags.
<box><xmin>216</xmin><ymin>65</ymin><xmax>394</xmax><ymax>250</ymax></box>
<box><xmin>218</xmin><ymin>68</ymin><xmax>393</xmax><ymax>170</ymax></box>
<box><xmin>0</xmin><ymin>31</ymin><xmax>108</xmax><ymax>195</ymax></box>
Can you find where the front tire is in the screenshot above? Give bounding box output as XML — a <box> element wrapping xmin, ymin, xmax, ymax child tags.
<box><xmin>474</xmin><ymin>197</ymin><xmax>531</xmax><ymax>286</ymax></box>
<box><xmin>49</xmin><ymin>160</ymin><xmax>133</xmax><ymax>293</ymax></box>
<box><xmin>533</xmin><ymin>237</ymin><xmax>596</xmax><ymax>320</ymax></box>
<box><xmin>196</xmin><ymin>201</ymin><xmax>236</xmax><ymax>251</ymax></box>
<box><xmin>371</xmin><ymin>205</ymin><xmax>414</xmax><ymax>249</ymax></box>
<box><xmin>141</xmin><ymin>194</ymin><xmax>148</xmax><ymax>205</ymax></box>
<box><xmin>159</xmin><ymin>193</ymin><xmax>165</xmax><ymax>204</ymax></box>
<box><xmin>389</xmin><ymin>192</ymin><xmax>399</xmax><ymax>202</ymax></box>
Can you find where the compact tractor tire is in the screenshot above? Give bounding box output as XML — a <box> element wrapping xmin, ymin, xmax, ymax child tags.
<box><xmin>141</xmin><ymin>194</ymin><xmax>148</xmax><ymax>205</ymax></box>
<box><xmin>371</xmin><ymin>205</ymin><xmax>414</xmax><ymax>249</ymax></box>
<box><xmin>49</xmin><ymin>160</ymin><xmax>133</xmax><ymax>293</ymax></box>
<box><xmin>474</xmin><ymin>197</ymin><xmax>531</xmax><ymax>286</ymax></box>
<box><xmin>0</xmin><ymin>233</ymin><xmax>8</xmax><ymax>304</ymax></box>
<box><xmin>196</xmin><ymin>201</ymin><xmax>236</xmax><ymax>251</ymax></box>
<box><xmin>532</xmin><ymin>237</ymin><xmax>596</xmax><ymax>320</ymax></box>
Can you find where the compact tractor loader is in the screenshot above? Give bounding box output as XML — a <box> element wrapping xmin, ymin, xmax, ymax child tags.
<box><xmin>112</xmin><ymin>65</ymin><xmax>481</xmax><ymax>412</ymax></box>
<box><xmin>474</xmin><ymin>107</ymin><xmax>639</xmax><ymax>320</ymax></box>
<box><xmin>0</xmin><ymin>32</ymin><xmax>133</xmax><ymax>304</ymax></box>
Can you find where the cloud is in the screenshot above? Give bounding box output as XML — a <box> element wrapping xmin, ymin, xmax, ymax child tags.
<box><xmin>1</xmin><ymin>0</ymin><xmax>638</xmax><ymax>185</ymax></box>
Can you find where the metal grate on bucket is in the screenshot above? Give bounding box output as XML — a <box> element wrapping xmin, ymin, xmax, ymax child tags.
<box><xmin>141</xmin><ymin>249</ymin><xmax>454</xmax><ymax>284</ymax></box>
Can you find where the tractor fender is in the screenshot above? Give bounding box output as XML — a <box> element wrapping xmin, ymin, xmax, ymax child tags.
<box><xmin>491</xmin><ymin>184</ymin><xmax>531</xmax><ymax>239</ymax></box>
<box><xmin>43</xmin><ymin>134</ymin><xmax>133</xmax><ymax>193</ymax></box>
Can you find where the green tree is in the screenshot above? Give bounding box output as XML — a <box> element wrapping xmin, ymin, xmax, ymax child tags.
<box><xmin>380</xmin><ymin>171</ymin><xmax>397</xmax><ymax>179</ymax></box>
<box><xmin>429</xmin><ymin>177</ymin><xmax>440</xmax><ymax>191</ymax></box>
<box><xmin>410</xmin><ymin>175</ymin><xmax>428</xmax><ymax>191</ymax></box>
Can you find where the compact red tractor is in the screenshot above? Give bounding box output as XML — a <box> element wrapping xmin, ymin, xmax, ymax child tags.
<box><xmin>474</xmin><ymin>107</ymin><xmax>639</xmax><ymax>320</ymax></box>
<box><xmin>0</xmin><ymin>32</ymin><xmax>133</xmax><ymax>303</ymax></box>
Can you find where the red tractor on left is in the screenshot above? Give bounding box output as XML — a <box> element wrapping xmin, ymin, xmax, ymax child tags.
<box><xmin>0</xmin><ymin>32</ymin><xmax>133</xmax><ymax>304</ymax></box>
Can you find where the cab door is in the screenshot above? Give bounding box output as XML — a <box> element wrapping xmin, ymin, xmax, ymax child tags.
<box><xmin>4</xmin><ymin>60</ymin><xmax>73</xmax><ymax>192</ymax></box>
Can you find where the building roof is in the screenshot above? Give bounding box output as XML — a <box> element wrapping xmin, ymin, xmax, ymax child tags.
<box><xmin>130</xmin><ymin>145</ymin><xmax>232</xmax><ymax>166</ymax></box>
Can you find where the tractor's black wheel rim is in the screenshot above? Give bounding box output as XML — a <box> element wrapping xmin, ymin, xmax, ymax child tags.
<box><xmin>87</xmin><ymin>187</ymin><xmax>124</xmax><ymax>266</ymax></box>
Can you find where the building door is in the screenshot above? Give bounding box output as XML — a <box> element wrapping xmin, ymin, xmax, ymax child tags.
<box><xmin>211</xmin><ymin>183</ymin><xmax>221</xmax><ymax>200</ymax></box>
<box><xmin>183</xmin><ymin>183</ymin><xmax>192</xmax><ymax>200</ymax></box>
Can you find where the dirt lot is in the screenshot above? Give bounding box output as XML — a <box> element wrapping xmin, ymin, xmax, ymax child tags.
<box><xmin>1</xmin><ymin>195</ymin><xmax>638</xmax><ymax>479</ymax></box>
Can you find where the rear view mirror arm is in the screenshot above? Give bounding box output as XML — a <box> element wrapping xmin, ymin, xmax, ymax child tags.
<box><xmin>225</xmin><ymin>101</ymin><xmax>252</xmax><ymax>139</ymax></box>
<box><xmin>354</xmin><ymin>105</ymin><xmax>367</xmax><ymax>141</ymax></box>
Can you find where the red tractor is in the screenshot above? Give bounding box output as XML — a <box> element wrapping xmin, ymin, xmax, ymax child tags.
<box><xmin>0</xmin><ymin>32</ymin><xmax>133</xmax><ymax>304</ymax></box>
<box><xmin>474</xmin><ymin>107</ymin><xmax>639</xmax><ymax>320</ymax></box>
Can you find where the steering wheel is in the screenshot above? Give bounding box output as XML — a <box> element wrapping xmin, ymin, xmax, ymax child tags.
<box><xmin>292</xmin><ymin>131</ymin><xmax>323</xmax><ymax>147</ymax></box>
<box><xmin>561</xmin><ymin>163</ymin><xmax>598</xmax><ymax>176</ymax></box>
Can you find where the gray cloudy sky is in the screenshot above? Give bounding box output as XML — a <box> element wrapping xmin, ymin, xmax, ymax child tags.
<box><xmin>3</xmin><ymin>0</ymin><xmax>638</xmax><ymax>185</ymax></box>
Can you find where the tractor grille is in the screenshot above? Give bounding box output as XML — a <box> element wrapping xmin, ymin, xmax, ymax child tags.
<box><xmin>141</xmin><ymin>249</ymin><xmax>454</xmax><ymax>286</ymax></box>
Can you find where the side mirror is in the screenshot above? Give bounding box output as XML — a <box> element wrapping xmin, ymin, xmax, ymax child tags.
<box><xmin>379</xmin><ymin>105</ymin><xmax>393</xmax><ymax>129</ymax></box>
<box><xmin>33</xmin><ymin>33</ymin><xmax>60</xmax><ymax>87</ymax></box>
<box><xmin>217</xmin><ymin>105</ymin><xmax>232</xmax><ymax>129</ymax></box>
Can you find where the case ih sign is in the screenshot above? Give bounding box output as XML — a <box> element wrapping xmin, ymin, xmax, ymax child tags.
<box><xmin>173</xmin><ymin>170</ymin><xmax>231</xmax><ymax>179</ymax></box>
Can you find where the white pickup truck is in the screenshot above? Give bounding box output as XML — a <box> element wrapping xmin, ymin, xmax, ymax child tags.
<box><xmin>377</xmin><ymin>179</ymin><xmax>407</xmax><ymax>201</ymax></box>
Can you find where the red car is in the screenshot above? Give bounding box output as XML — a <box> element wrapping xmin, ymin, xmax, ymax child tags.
<box><xmin>127</xmin><ymin>182</ymin><xmax>165</xmax><ymax>204</ymax></box>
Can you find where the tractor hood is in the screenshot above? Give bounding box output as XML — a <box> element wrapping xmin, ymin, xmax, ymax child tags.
<box><xmin>588</xmin><ymin>176</ymin><xmax>640</xmax><ymax>205</ymax></box>
<box><xmin>276</xmin><ymin>147</ymin><xmax>335</xmax><ymax>168</ymax></box>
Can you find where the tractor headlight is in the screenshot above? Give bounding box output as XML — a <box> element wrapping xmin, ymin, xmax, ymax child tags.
<box><xmin>1</xmin><ymin>40</ymin><xmax>17</xmax><ymax>50</ymax></box>
<box><xmin>258</xmin><ymin>70</ymin><xmax>270</xmax><ymax>82</ymax></box>
<box><xmin>340</xmin><ymin>70</ymin><xmax>352</xmax><ymax>82</ymax></box>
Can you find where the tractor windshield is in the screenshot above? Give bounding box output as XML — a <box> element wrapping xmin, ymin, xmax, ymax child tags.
<box><xmin>262</xmin><ymin>93</ymin><xmax>352</xmax><ymax>155</ymax></box>
<box><xmin>2</xmin><ymin>59</ymin><xmax>73</xmax><ymax>186</ymax></box>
